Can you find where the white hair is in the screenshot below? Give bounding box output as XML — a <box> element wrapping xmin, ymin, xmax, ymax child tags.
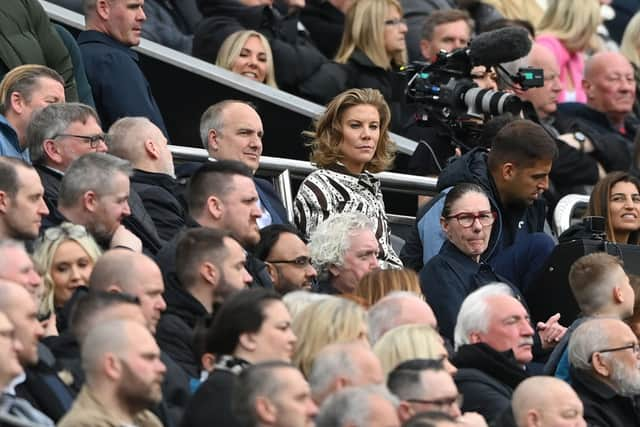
<box><xmin>568</xmin><ymin>318</ymin><xmax>612</xmax><ymax>371</ymax></box>
<box><xmin>282</xmin><ymin>291</ymin><xmax>332</xmax><ymax>320</ymax></box>
<box><xmin>308</xmin><ymin>342</ymin><xmax>360</xmax><ymax>401</ymax></box>
<box><xmin>315</xmin><ymin>385</ymin><xmax>399</xmax><ymax>427</ymax></box>
<box><xmin>308</xmin><ymin>213</ymin><xmax>376</xmax><ymax>275</ymax></box>
<box><xmin>453</xmin><ymin>283</ymin><xmax>514</xmax><ymax>350</ymax></box>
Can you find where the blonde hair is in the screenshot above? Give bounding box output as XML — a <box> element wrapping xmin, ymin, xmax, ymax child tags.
<box><xmin>537</xmin><ymin>0</ymin><xmax>601</xmax><ymax>52</ymax></box>
<box><xmin>621</xmin><ymin>11</ymin><xmax>640</xmax><ymax>67</ymax></box>
<box><xmin>33</xmin><ymin>223</ymin><xmax>102</xmax><ymax>313</ymax></box>
<box><xmin>215</xmin><ymin>30</ymin><xmax>278</xmax><ymax>88</ymax></box>
<box><xmin>482</xmin><ymin>0</ymin><xmax>544</xmax><ymax>27</ymax></box>
<box><xmin>335</xmin><ymin>0</ymin><xmax>407</xmax><ymax>69</ymax></box>
<box><xmin>0</xmin><ymin>64</ymin><xmax>63</xmax><ymax>114</ymax></box>
<box><xmin>373</xmin><ymin>324</ymin><xmax>444</xmax><ymax>375</ymax></box>
<box><xmin>307</xmin><ymin>88</ymin><xmax>396</xmax><ymax>173</ymax></box>
<box><xmin>292</xmin><ymin>296</ymin><xmax>368</xmax><ymax>377</ymax></box>
<box><xmin>355</xmin><ymin>268</ymin><xmax>422</xmax><ymax>306</ymax></box>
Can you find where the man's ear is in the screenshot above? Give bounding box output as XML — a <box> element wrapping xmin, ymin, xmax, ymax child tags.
<box><xmin>9</xmin><ymin>92</ymin><xmax>26</xmax><ymax>115</ymax></box>
<box><xmin>265</xmin><ymin>262</ymin><xmax>278</xmax><ymax>283</ymax></box>
<box><xmin>207</xmin><ymin>129</ymin><xmax>219</xmax><ymax>154</ymax></box>
<box><xmin>419</xmin><ymin>40</ymin><xmax>432</xmax><ymax>61</ymax></box>
<box><xmin>328</xmin><ymin>263</ymin><xmax>341</xmax><ymax>277</ymax></box>
<box><xmin>43</xmin><ymin>139</ymin><xmax>63</xmax><ymax>165</ymax></box>
<box><xmin>254</xmin><ymin>396</ymin><xmax>277</xmax><ymax>424</ymax></box>
<box><xmin>103</xmin><ymin>353</ymin><xmax>122</xmax><ymax>381</ymax></box>
<box><xmin>527</xmin><ymin>409</ymin><xmax>542</xmax><ymax>427</ymax></box>
<box><xmin>397</xmin><ymin>401</ymin><xmax>415</xmax><ymax>423</ymax></box>
<box><xmin>83</xmin><ymin>190</ymin><xmax>99</xmax><ymax>213</ymax></box>
<box><xmin>206</xmin><ymin>195</ymin><xmax>223</xmax><ymax>220</ymax></box>
<box><xmin>143</xmin><ymin>139</ymin><xmax>159</xmax><ymax>160</ymax></box>
<box><xmin>469</xmin><ymin>331</ymin><xmax>482</xmax><ymax>344</ymax></box>
<box><xmin>613</xmin><ymin>286</ymin><xmax>625</xmax><ymax>304</ymax></box>
<box><xmin>0</xmin><ymin>190</ymin><xmax>9</xmax><ymax>214</ymax></box>
<box><xmin>95</xmin><ymin>0</ymin><xmax>111</xmax><ymax>20</ymax></box>
<box><xmin>591</xmin><ymin>352</ymin><xmax>611</xmax><ymax>378</ymax></box>
<box><xmin>199</xmin><ymin>261</ymin><xmax>218</xmax><ymax>287</ymax></box>
<box><xmin>501</xmin><ymin>162</ymin><xmax>516</xmax><ymax>181</ymax></box>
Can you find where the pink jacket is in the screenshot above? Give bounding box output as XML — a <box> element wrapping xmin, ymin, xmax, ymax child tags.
<box><xmin>536</xmin><ymin>34</ymin><xmax>586</xmax><ymax>103</ymax></box>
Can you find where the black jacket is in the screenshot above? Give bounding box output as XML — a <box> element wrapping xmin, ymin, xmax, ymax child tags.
<box><xmin>452</xmin><ymin>343</ymin><xmax>529</xmax><ymax>424</ymax></box>
<box><xmin>78</xmin><ymin>30</ymin><xmax>168</xmax><ymax>136</ymax></box>
<box><xmin>401</xmin><ymin>148</ymin><xmax>548</xmax><ymax>270</ymax></box>
<box><xmin>555</xmin><ymin>103</ymin><xmax>637</xmax><ymax>173</ymax></box>
<box><xmin>571</xmin><ymin>366</ymin><xmax>640</xmax><ymax>427</ymax></box>
<box><xmin>419</xmin><ymin>241</ymin><xmax>512</xmax><ymax>341</ymax></box>
<box><xmin>156</xmin><ymin>282</ymin><xmax>209</xmax><ymax>379</ymax></box>
<box><xmin>299</xmin><ymin>0</ymin><xmax>344</xmax><ymax>59</ymax></box>
<box><xmin>193</xmin><ymin>0</ymin><xmax>326</xmax><ymax>94</ymax></box>
<box><xmin>131</xmin><ymin>169</ymin><xmax>189</xmax><ymax>242</ymax></box>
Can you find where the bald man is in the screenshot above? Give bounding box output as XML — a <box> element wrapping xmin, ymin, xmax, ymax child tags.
<box><xmin>368</xmin><ymin>291</ymin><xmax>437</xmax><ymax>344</ymax></box>
<box><xmin>108</xmin><ymin>117</ymin><xmax>186</xmax><ymax>241</ymax></box>
<box><xmin>58</xmin><ymin>320</ymin><xmax>166</xmax><ymax>427</ymax></box>
<box><xmin>88</xmin><ymin>249</ymin><xmax>190</xmax><ymax>427</ymax></box>
<box><xmin>511</xmin><ymin>376</ymin><xmax>585</xmax><ymax>427</ymax></box>
<box><xmin>555</xmin><ymin>51</ymin><xmax>638</xmax><ymax>173</ymax></box>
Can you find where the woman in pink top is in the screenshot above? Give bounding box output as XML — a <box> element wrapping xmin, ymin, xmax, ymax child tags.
<box><xmin>536</xmin><ymin>0</ymin><xmax>601</xmax><ymax>103</ymax></box>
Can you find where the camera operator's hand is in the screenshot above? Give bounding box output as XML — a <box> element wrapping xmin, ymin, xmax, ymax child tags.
<box><xmin>558</xmin><ymin>133</ymin><xmax>595</xmax><ymax>153</ymax></box>
<box><xmin>536</xmin><ymin>313</ymin><xmax>567</xmax><ymax>350</ymax></box>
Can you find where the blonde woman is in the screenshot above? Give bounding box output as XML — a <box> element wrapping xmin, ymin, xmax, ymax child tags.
<box><xmin>216</xmin><ymin>30</ymin><xmax>278</xmax><ymax>88</ymax></box>
<box><xmin>292</xmin><ymin>296</ymin><xmax>369</xmax><ymax>377</ymax></box>
<box><xmin>355</xmin><ymin>268</ymin><xmax>422</xmax><ymax>306</ymax></box>
<box><xmin>33</xmin><ymin>222</ymin><xmax>102</xmax><ymax>323</ymax></box>
<box><xmin>621</xmin><ymin>11</ymin><xmax>640</xmax><ymax>118</ymax></box>
<box><xmin>373</xmin><ymin>324</ymin><xmax>457</xmax><ymax>375</ymax></box>
<box><xmin>536</xmin><ymin>0</ymin><xmax>601</xmax><ymax>103</ymax></box>
<box><xmin>481</xmin><ymin>0</ymin><xmax>545</xmax><ymax>27</ymax></box>
<box><xmin>300</xmin><ymin>0</ymin><xmax>407</xmax><ymax>107</ymax></box>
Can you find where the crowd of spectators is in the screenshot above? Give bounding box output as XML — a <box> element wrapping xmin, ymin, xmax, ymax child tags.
<box><xmin>3</xmin><ymin>0</ymin><xmax>640</xmax><ymax>426</ymax></box>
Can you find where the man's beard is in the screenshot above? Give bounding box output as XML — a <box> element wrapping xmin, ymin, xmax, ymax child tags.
<box><xmin>609</xmin><ymin>356</ymin><xmax>640</xmax><ymax>397</ymax></box>
<box><xmin>213</xmin><ymin>270</ymin><xmax>244</xmax><ymax>303</ymax></box>
<box><xmin>89</xmin><ymin>220</ymin><xmax>116</xmax><ymax>248</ymax></box>
<box><xmin>116</xmin><ymin>359</ymin><xmax>164</xmax><ymax>413</ymax></box>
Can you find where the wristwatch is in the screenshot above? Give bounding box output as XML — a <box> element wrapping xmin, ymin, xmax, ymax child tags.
<box><xmin>574</xmin><ymin>131</ymin><xmax>586</xmax><ymax>152</ymax></box>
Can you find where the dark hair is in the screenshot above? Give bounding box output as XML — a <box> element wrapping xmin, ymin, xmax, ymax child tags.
<box><xmin>586</xmin><ymin>171</ymin><xmax>640</xmax><ymax>244</ymax></box>
<box><xmin>387</xmin><ymin>358</ymin><xmax>445</xmax><ymax>397</ymax></box>
<box><xmin>175</xmin><ymin>228</ymin><xmax>231</xmax><ymax>289</ymax></box>
<box><xmin>487</xmin><ymin>119</ymin><xmax>558</xmax><ymax>171</ymax></box>
<box><xmin>187</xmin><ymin>160</ymin><xmax>254</xmax><ymax>217</ymax></box>
<box><xmin>253</xmin><ymin>224</ymin><xmax>302</xmax><ymax>261</ymax></box>
<box><xmin>232</xmin><ymin>361</ymin><xmax>295</xmax><ymax>427</ymax></box>
<box><xmin>476</xmin><ymin>113</ymin><xmax>517</xmax><ymax>149</ymax></box>
<box><xmin>480</xmin><ymin>18</ymin><xmax>536</xmax><ymax>38</ymax></box>
<box><xmin>205</xmin><ymin>288</ymin><xmax>282</xmax><ymax>355</ymax></box>
<box><xmin>69</xmin><ymin>290</ymin><xmax>140</xmax><ymax>340</ymax></box>
<box><xmin>403</xmin><ymin>411</ymin><xmax>456</xmax><ymax>427</ymax></box>
<box><xmin>441</xmin><ymin>182</ymin><xmax>488</xmax><ymax>218</ymax></box>
<box><xmin>0</xmin><ymin>157</ymin><xmax>32</xmax><ymax>198</ymax></box>
<box><xmin>421</xmin><ymin>9</ymin><xmax>474</xmax><ymax>41</ymax></box>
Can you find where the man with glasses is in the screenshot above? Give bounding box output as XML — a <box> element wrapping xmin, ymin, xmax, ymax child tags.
<box><xmin>388</xmin><ymin>358</ymin><xmax>486</xmax><ymax>426</ymax></box>
<box><xmin>568</xmin><ymin>317</ymin><xmax>640</xmax><ymax>426</ymax></box>
<box><xmin>254</xmin><ymin>224</ymin><xmax>317</xmax><ymax>295</ymax></box>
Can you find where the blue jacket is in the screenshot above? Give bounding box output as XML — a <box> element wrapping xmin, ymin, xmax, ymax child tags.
<box><xmin>78</xmin><ymin>30</ymin><xmax>168</xmax><ymax>136</ymax></box>
<box><xmin>0</xmin><ymin>114</ymin><xmax>29</xmax><ymax>162</ymax></box>
<box><xmin>401</xmin><ymin>148</ymin><xmax>548</xmax><ymax>270</ymax></box>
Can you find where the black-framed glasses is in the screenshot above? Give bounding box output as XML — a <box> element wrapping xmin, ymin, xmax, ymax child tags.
<box><xmin>406</xmin><ymin>394</ymin><xmax>463</xmax><ymax>408</ymax></box>
<box><xmin>384</xmin><ymin>18</ymin><xmax>407</xmax><ymax>26</ymax></box>
<box><xmin>445</xmin><ymin>211</ymin><xmax>496</xmax><ymax>228</ymax></box>
<box><xmin>44</xmin><ymin>223</ymin><xmax>88</xmax><ymax>241</ymax></box>
<box><xmin>53</xmin><ymin>133</ymin><xmax>110</xmax><ymax>148</ymax></box>
<box><xmin>594</xmin><ymin>342</ymin><xmax>640</xmax><ymax>358</ymax></box>
<box><xmin>268</xmin><ymin>256</ymin><xmax>313</xmax><ymax>268</ymax></box>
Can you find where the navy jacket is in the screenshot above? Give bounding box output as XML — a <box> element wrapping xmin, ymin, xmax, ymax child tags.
<box><xmin>419</xmin><ymin>240</ymin><xmax>511</xmax><ymax>341</ymax></box>
<box><xmin>254</xmin><ymin>177</ymin><xmax>288</xmax><ymax>225</ymax></box>
<box><xmin>78</xmin><ymin>30</ymin><xmax>168</xmax><ymax>136</ymax></box>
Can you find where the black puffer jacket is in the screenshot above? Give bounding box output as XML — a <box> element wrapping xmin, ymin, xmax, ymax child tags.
<box><xmin>193</xmin><ymin>0</ymin><xmax>327</xmax><ymax>94</ymax></box>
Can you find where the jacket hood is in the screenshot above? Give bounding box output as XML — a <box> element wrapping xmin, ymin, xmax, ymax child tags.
<box><xmin>437</xmin><ymin>147</ymin><xmax>493</xmax><ymax>192</ymax></box>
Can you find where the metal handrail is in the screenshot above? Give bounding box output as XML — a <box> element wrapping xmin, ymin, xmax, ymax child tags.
<box><xmin>40</xmin><ymin>0</ymin><xmax>419</xmax><ymax>155</ymax></box>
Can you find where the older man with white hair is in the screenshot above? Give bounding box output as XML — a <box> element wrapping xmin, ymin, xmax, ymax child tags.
<box><xmin>568</xmin><ymin>318</ymin><xmax>640</xmax><ymax>426</ymax></box>
<box><xmin>308</xmin><ymin>212</ymin><xmax>380</xmax><ymax>295</ymax></box>
<box><xmin>450</xmin><ymin>283</ymin><xmax>534</xmax><ymax>424</ymax></box>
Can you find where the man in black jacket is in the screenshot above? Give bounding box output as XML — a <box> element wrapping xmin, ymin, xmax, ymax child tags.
<box><xmin>568</xmin><ymin>318</ymin><xmax>640</xmax><ymax>427</ymax></box>
<box><xmin>108</xmin><ymin>116</ymin><xmax>187</xmax><ymax>242</ymax></box>
<box><xmin>156</xmin><ymin>228</ymin><xmax>252</xmax><ymax>378</ymax></box>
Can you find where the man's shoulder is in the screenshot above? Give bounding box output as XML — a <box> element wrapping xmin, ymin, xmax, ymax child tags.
<box><xmin>78</xmin><ymin>31</ymin><xmax>138</xmax><ymax>62</ymax></box>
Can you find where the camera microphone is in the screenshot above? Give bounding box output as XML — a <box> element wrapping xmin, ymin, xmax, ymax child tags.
<box><xmin>469</xmin><ymin>27</ymin><xmax>532</xmax><ymax>68</ymax></box>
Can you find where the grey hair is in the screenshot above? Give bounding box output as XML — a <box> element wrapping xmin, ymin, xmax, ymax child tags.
<box><xmin>368</xmin><ymin>291</ymin><xmax>424</xmax><ymax>344</ymax></box>
<box><xmin>315</xmin><ymin>384</ymin><xmax>400</xmax><ymax>427</ymax></box>
<box><xmin>199</xmin><ymin>100</ymin><xmax>254</xmax><ymax>149</ymax></box>
<box><xmin>308</xmin><ymin>212</ymin><xmax>376</xmax><ymax>276</ymax></box>
<box><xmin>568</xmin><ymin>318</ymin><xmax>612</xmax><ymax>371</ymax></box>
<box><xmin>453</xmin><ymin>283</ymin><xmax>515</xmax><ymax>350</ymax></box>
<box><xmin>282</xmin><ymin>290</ymin><xmax>332</xmax><ymax>320</ymax></box>
<box><xmin>27</xmin><ymin>103</ymin><xmax>100</xmax><ymax>165</ymax></box>
<box><xmin>59</xmin><ymin>153</ymin><xmax>132</xmax><ymax>208</ymax></box>
<box><xmin>0</xmin><ymin>239</ymin><xmax>28</xmax><ymax>272</ymax></box>
<box><xmin>308</xmin><ymin>342</ymin><xmax>360</xmax><ymax>401</ymax></box>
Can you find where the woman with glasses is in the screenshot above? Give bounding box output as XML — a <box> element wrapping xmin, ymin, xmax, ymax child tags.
<box><xmin>299</xmin><ymin>0</ymin><xmax>407</xmax><ymax>115</ymax></box>
<box><xmin>33</xmin><ymin>222</ymin><xmax>102</xmax><ymax>331</ymax></box>
<box><xmin>419</xmin><ymin>183</ymin><xmax>519</xmax><ymax>341</ymax></box>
